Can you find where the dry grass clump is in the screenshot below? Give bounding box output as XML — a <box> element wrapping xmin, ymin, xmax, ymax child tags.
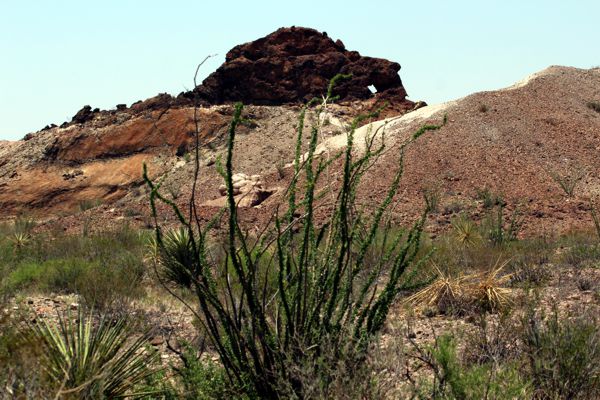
<box><xmin>469</xmin><ymin>261</ymin><xmax>513</xmax><ymax>312</ymax></box>
<box><xmin>406</xmin><ymin>260</ymin><xmax>513</xmax><ymax>314</ymax></box>
<box><xmin>405</xmin><ymin>264</ymin><xmax>467</xmax><ymax>313</ymax></box>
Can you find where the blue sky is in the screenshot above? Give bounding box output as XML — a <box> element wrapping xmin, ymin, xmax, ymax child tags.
<box><xmin>1</xmin><ymin>0</ymin><xmax>598</xmax><ymax>140</ymax></box>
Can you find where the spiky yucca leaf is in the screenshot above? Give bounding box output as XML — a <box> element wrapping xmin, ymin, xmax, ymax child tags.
<box><xmin>154</xmin><ymin>227</ymin><xmax>197</xmax><ymax>288</ymax></box>
<box><xmin>28</xmin><ymin>311</ymin><xmax>159</xmax><ymax>398</ymax></box>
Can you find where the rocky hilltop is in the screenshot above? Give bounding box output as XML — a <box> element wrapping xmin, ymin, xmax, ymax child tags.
<box><xmin>195</xmin><ymin>26</ymin><xmax>411</xmax><ymax>104</ymax></box>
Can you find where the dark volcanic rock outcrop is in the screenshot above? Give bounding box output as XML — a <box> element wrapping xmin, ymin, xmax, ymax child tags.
<box><xmin>71</xmin><ymin>105</ymin><xmax>99</xmax><ymax>124</ymax></box>
<box><xmin>195</xmin><ymin>26</ymin><xmax>411</xmax><ymax>105</ymax></box>
<box><xmin>55</xmin><ymin>27</ymin><xmax>414</xmax><ymax>131</ymax></box>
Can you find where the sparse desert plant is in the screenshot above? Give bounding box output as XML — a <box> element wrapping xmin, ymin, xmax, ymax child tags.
<box><xmin>576</xmin><ymin>274</ymin><xmax>595</xmax><ymax>291</ymax></box>
<box><xmin>276</xmin><ymin>159</ymin><xmax>286</xmax><ymax>179</ymax></box>
<box><xmin>475</xmin><ymin>187</ymin><xmax>504</xmax><ymax>209</ymax></box>
<box><xmin>144</xmin><ymin>73</ymin><xmax>447</xmax><ymax>397</ymax></box>
<box><xmin>587</xmin><ymin>100</ymin><xmax>600</xmax><ymax>113</ymax></box>
<box><xmin>423</xmin><ymin>182</ymin><xmax>442</xmax><ymax>213</ymax></box>
<box><xmin>151</xmin><ymin>227</ymin><xmax>196</xmax><ymax>288</ymax></box>
<box><xmin>484</xmin><ymin>202</ymin><xmax>523</xmax><ymax>246</ymax></box>
<box><xmin>13</xmin><ymin>215</ymin><xmax>36</xmax><ymax>234</ymax></box>
<box><xmin>509</xmin><ymin>260</ymin><xmax>549</xmax><ymax>287</ymax></box>
<box><xmin>407</xmin><ymin>261</ymin><xmax>513</xmax><ymax>315</ymax></box>
<box><xmin>0</xmin><ymin>226</ymin><xmax>147</xmax><ymax>309</ymax></box>
<box><xmin>462</xmin><ymin>314</ymin><xmax>520</xmax><ymax>366</ymax></box>
<box><xmin>78</xmin><ymin>198</ymin><xmax>102</xmax><ymax>212</ymax></box>
<box><xmin>26</xmin><ymin>311</ymin><xmax>160</xmax><ymax>398</ymax></box>
<box><xmin>443</xmin><ymin>200</ymin><xmax>464</xmax><ymax>215</ymax></box>
<box><xmin>8</xmin><ymin>231</ymin><xmax>31</xmax><ymax>253</ymax></box>
<box><xmin>170</xmin><ymin>344</ymin><xmax>233</xmax><ymax>399</ymax></box>
<box><xmin>548</xmin><ymin>167</ymin><xmax>587</xmax><ymax>197</ymax></box>
<box><xmin>478</xmin><ymin>104</ymin><xmax>489</xmax><ymax>113</ymax></box>
<box><xmin>523</xmin><ymin>308</ymin><xmax>600</xmax><ymax>399</ymax></box>
<box><xmin>165</xmin><ymin>181</ymin><xmax>181</xmax><ymax>200</ymax></box>
<box><xmin>561</xmin><ymin>241</ymin><xmax>600</xmax><ymax>268</ymax></box>
<box><xmin>409</xmin><ymin>334</ymin><xmax>531</xmax><ymax>399</ymax></box>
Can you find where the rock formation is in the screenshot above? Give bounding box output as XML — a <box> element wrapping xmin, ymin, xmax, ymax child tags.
<box><xmin>195</xmin><ymin>26</ymin><xmax>412</xmax><ymax>105</ymax></box>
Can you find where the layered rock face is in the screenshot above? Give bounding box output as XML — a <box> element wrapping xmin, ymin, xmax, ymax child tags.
<box><xmin>195</xmin><ymin>26</ymin><xmax>411</xmax><ymax>105</ymax></box>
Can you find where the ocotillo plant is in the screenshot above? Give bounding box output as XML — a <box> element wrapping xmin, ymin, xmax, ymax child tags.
<box><xmin>144</xmin><ymin>74</ymin><xmax>447</xmax><ymax>397</ymax></box>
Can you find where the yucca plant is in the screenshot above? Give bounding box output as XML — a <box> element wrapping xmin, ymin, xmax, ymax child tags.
<box><xmin>27</xmin><ymin>311</ymin><xmax>159</xmax><ymax>399</ymax></box>
<box><xmin>9</xmin><ymin>231</ymin><xmax>31</xmax><ymax>253</ymax></box>
<box><xmin>144</xmin><ymin>73</ymin><xmax>447</xmax><ymax>397</ymax></box>
<box><xmin>452</xmin><ymin>215</ymin><xmax>480</xmax><ymax>247</ymax></box>
<box><xmin>150</xmin><ymin>227</ymin><xmax>197</xmax><ymax>288</ymax></box>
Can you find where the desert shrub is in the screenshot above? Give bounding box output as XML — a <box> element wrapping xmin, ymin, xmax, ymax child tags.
<box><xmin>576</xmin><ymin>274</ymin><xmax>595</xmax><ymax>291</ymax></box>
<box><xmin>451</xmin><ymin>214</ymin><xmax>480</xmax><ymax>247</ymax></box>
<box><xmin>475</xmin><ymin>187</ymin><xmax>503</xmax><ymax>209</ymax></box>
<box><xmin>411</xmin><ymin>334</ymin><xmax>530</xmax><ymax>399</ymax></box>
<box><xmin>478</xmin><ymin>104</ymin><xmax>489</xmax><ymax>113</ymax></box>
<box><xmin>78</xmin><ymin>198</ymin><xmax>102</xmax><ymax>212</ymax></box>
<box><xmin>482</xmin><ymin>202</ymin><xmax>523</xmax><ymax>246</ymax></box>
<box><xmin>2</xmin><ymin>256</ymin><xmax>144</xmax><ymax>310</ymax></box>
<box><xmin>75</xmin><ymin>255</ymin><xmax>145</xmax><ymax>311</ymax></box>
<box><xmin>561</xmin><ymin>242</ymin><xmax>600</xmax><ymax>268</ymax></box>
<box><xmin>443</xmin><ymin>201</ymin><xmax>465</xmax><ymax>215</ymax></box>
<box><xmin>423</xmin><ymin>183</ymin><xmax>442</xmax><ymax>213</ymax></box>
<box><xmin>145</xmin><ymin>75</ymin><xmax>446</xmax><ymax>397</ymax></box>
<box><xmin>0</xmin><ymin>311</ymin><xmax>48</xmax><ymax>398</ymax></box>
<box><xmin>406</xmin><ymin>262</ymin><xmax>513</xmax><ymax>316</ymax></box>
<box><xmin>151</xmin><ymin>227</ymin><xmax>196</xmax><ymax>288</ymax></box>
<box><xmin>509</xmin><ymin>261</ymin><xmax>550</xmax><ymax>287</ymax></box>
<box><xmin>405</xmin><ymin>265</ymin><xmax>467</xmax><ymax>315</ymax></box>
<box><xmin>166</xmin><ymin>345</ymin><xmax>236</xmax><ymax>400</ymax></box>
<box><xmin>587</xmin><ymin>100</ymin><xmax>600</xmax><ymax>113</ymax></box>
<box><xmin>549</xmin><ymin>168</ymin><xmax>586</xmax><ymax>197</ymax></box>
<box><xmin>462</xmin><ymin>315</ymin><xmax>520</xmax><ymax>366</ymax></box>
<box><xmin>523</xmin><ymin>309</ymin><xmax>600</xmax><ymax>399</ymax></box>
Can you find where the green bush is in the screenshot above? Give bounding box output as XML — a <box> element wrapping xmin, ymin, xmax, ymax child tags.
<box><xmin>174</xmin><ymin>346</ymin><xmax>236</xmax><ymax>399</ymax></box>
<box><xmin>413</xmin><ymin>334</ymin><xmax>530</xmax><ymax>399</ymax></box>
<box><xmin>524</xmin><ymin>309</ymin><xmax>600</xmax><ymax>399</ymax></box>
<box><xmin>145</xmin><ymin>75</ymin><xmax>446</xmax><ymax>397</ymax></box>
<box><xmin>562</xmin><ymin>242</ymin><xmax>600</xmax><ymax>268</ymax></box>
<box><xmin>475</xmin><ymin>187</ymin><xmax>503</xmax><ymax>209</ymax></box>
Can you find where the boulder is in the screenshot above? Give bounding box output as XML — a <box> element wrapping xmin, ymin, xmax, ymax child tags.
<box><xmin>216</xmin><ymin>173</ymin><xmax>274</xmax><ymax>207</ymax></box>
